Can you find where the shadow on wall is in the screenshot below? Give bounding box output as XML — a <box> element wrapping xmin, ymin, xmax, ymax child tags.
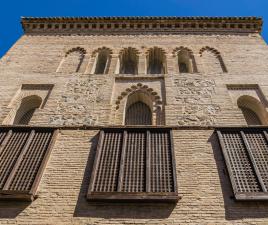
<box><xmin>73</xmin><ymin>133</ymin><xmax>176</xmax><ymax>219</ymax></box>
<box><xmin>0</xmin><ymin>202</ymin><xmax>30</xmax><ymax>218</ymax></box>
<box><xmin>209</xmin><ymin>133</ymin><xmax>268</xmax><ymax>220</ymax></box>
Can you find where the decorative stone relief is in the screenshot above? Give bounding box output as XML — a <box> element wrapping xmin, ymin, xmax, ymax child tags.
<box><xmin>50</xmin><ymin>76</ymin><xmax>107</xmax><ymax>125</ymax></box>
<box><xmin>174</xmin><ymin>78</ymin><xmax>220</xmax><ymax>125</ymax></box>
<box><xmin>177</xmin><ymin>104</ymin><xmax>220</xmax><ymax>126</ymax></box>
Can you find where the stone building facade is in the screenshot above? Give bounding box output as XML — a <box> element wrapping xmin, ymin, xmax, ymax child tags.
<box><xmin>0</xmin><ymin>16</ymin><xmax>268</xmax><ymax>224</ymax></box>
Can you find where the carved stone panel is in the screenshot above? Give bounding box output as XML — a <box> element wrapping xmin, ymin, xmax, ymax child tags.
<box><xmin>50</xmin><ymin>76</ymin><xmax>108</xmax><ymax>125</ymax></box>
<box><xmin>173</xmin><ymin>78</ymin><xmax>220</xmax><ymax>125</ymax></box>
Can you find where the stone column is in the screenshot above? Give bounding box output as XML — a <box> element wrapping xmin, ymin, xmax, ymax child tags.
<box><xmin>108</xmin><ymin>54</ymin><xmax>119</xmax><ymax>74</ymax></box>
<box><xmin>84</xmin><ymin>54</ymin><xmax>95</xmax><ymax>74</ymax></box>
<box><xmin>167</xmin><ymin>54</ymin><xmax>177</xmax><ymax>75</ymax></box>
<box><xmin>138</xmin><ymin>53</ymin><xmax>146</xmax><ymax>75</ymax></box>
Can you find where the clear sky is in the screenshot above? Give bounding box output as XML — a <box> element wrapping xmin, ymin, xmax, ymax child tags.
<box><xmin>0</xmin><ymin>0</ymin><xmax>268</xmax><ymax>57</ymax></box>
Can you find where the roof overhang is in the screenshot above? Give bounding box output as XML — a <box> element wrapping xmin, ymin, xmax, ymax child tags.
<box><xmin>20</xmin><ymin>16</ymin><xmax>263</xmax><ymax>35</ymax></box>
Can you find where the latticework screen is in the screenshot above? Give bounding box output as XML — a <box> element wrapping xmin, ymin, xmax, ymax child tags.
<box><xmin>217</xmin><ymin>128</ymin><xmax>268</xmax><ymax>200</ymax></box>
<box><xmin>88</xmin><ymin>128</ymin><xmax>178</xmax><ymax>202</ymax></box>
<box><xmin>0</xmin><ymin>127</ymin><xmax>57</xmax><ymax>201</ymax></box>
<box><xmin>125</xmin><ymin>102</ymin><xmax>152</xmax><ymax>125</ymax></box>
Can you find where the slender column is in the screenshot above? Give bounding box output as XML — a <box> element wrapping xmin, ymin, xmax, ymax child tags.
<box><xmin>109</xmin><ymin>54</ymin><xmax>120</xmax><ymax>74</ymax></box>
<box><xmin>138</xmin><ymin>53</ymin><xmax>146</xmax><ymax>75</ymax></box>
<box><xmin>84</xmin><ymin>54</ymin><xmax>95</xmax><ymax>74</ymax></box>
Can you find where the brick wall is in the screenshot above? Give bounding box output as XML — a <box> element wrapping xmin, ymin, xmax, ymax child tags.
<box><xmin>1</xmin><ymin>34</ymin><xmax>268</xmax><ymax>126</ymax></box>
<box><xmin>0</xmin><ymin>29</ymin><xmax>268</xmax><ymax>224</ymax></box>
<box><xmin>0</xmin><ymin>130</ymin><xmax>268</xmax><ymax>224</ymax></box>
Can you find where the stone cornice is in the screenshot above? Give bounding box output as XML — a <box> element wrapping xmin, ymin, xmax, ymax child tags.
<box><xmin>21</xmin><ymin>16</ymin><xmax>263</xmax><ymax>35</ymax></box>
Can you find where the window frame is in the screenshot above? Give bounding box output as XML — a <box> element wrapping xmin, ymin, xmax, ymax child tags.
<box><xmin>0</xmin><ymin>127</ymin><xmax>58</xmax><ymax>201</ymax></box>
<box><xmin>216</xmin><ymin>127</ymin><xmax>268</xmax><ymax>201</ymax></box>
<box><xmin>87</xmin><ymin>127</ymin><xmax>179</xmax><ymax>202</ymax></box>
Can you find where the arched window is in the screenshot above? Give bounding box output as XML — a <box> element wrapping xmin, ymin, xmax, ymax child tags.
<box><xmin>176</xmin><ymin>49</ymin><xmax>195</xmax><ymax>73</ymax></box>
<box><xmin>125</xmin><ymin>91</ymin><xmax>153</xmax><ymax>125</ymax></box>
<box><xmin>237</xmin><ymin>95</ymin><xmax>268</xmax><ymax>125</ymax></box>
<box><xmin>13</xmin><ymin>95</ymin><xmax>42</xmax><ymax>125</ymax></box>
<box><xmin>57</xmin><ymin>47</ymin><xmax>86</xmax><ymax>73</ymax></box>
<box><xmin>119</xmin><ymin>47</ymin><xmax>138</xmax><ymax>74</ymax></box>
<box><xmin>125</xmin><ymin>102</ymin><xmax>152</xmax><ymax>125</ymax></box>
<box><xmin>147</xmin><ymin>47</ymin><xmax>166</xmax><ymax>74</ymax></box>
<box><xmin>94</xmin><ymin>48</ymin><xmax>111</xmax><ymax>74</ymax></box>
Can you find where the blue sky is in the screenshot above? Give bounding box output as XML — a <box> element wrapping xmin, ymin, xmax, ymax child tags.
<box><xmin>0</xmin><ymin>0</ymin><xmax>268</xmax><ymax>57</ymax></box>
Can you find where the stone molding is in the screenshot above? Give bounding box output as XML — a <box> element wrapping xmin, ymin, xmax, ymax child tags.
<box><xmin>21</xmin><ymin>16</ymin><xmax>262</xmax><ymax>35</ymax></box>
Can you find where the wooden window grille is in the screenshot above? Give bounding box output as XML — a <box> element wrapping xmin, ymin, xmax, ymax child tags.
<box><xmin>217</xmin><ymin>127</ymin><xmax>268</xmax><ymax>200</ymax></box>
<box><xmin>0</xmin><ymin>127</ymin><xmax>57</xmax><ymax>201</ymax></box>
<box><xmin>125</xmin><ymin>102</ymin><xmax>152</xmax><ymax>125</ymax></box>
<box><xmin>87</xmin><ymin>128</ymin><xmax>178</xmax><ymax>202</ymax></box>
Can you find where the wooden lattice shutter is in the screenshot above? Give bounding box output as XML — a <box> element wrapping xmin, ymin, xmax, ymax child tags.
<box><xmin>217</xmin><ymin>128</ymin><xmax>268</xmax><ymax>200</ymax></box>
<box><xmin>88</xmin><ymin>128</ymin><xmax>178</xmax><ymax>202</ymax></box>
<box><xmin>0</xmin><ymin>127</ymin><xmax>57</xmax><ymax>201</ymax></box>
